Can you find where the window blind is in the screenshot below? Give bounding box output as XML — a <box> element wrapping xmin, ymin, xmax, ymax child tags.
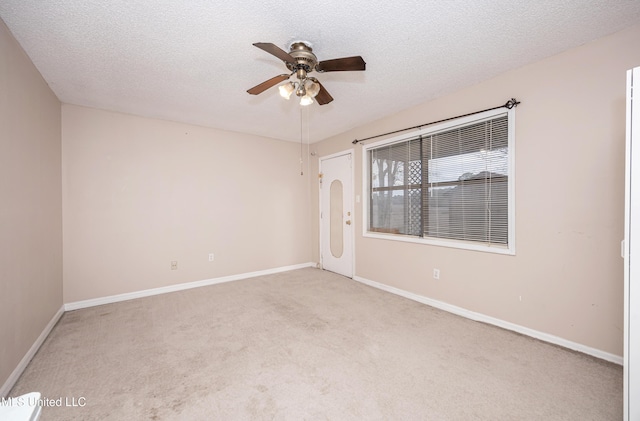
<box><xmin>423</xmin><ymin>115</ymin><xmax>508</xmax><ymax>245</ymax></box>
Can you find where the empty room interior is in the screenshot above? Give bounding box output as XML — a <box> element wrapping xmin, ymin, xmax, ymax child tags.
<box><xmin>2</xmin><ymin>1</ymin><xmax>640</xmax><ymax>420</ymax></box>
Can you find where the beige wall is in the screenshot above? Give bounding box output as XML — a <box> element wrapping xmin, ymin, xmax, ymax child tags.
<box><xmin>62</xmin><ymin>105</ymin><xmax>312</xmax><ymax>303</ymax></box>
<box><xmin>312</xmin><ymin>24</ymin><xmax>640</xmax><ymax>356</ymax></box>
<box><xmin>0</xmin><ymin>20</ymin><xmax>62</xmax><ymax>389</ymax></box>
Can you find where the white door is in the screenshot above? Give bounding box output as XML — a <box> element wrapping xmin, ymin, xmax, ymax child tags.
<box><xmin>320</xmin><ymin>152</ymin><xmax>353</xmax><ymax>278</ymax></box>
<box><xmin>624</xmin><ymin>65</ymin><xmax>640</xmax><ymax>421</ymax></box>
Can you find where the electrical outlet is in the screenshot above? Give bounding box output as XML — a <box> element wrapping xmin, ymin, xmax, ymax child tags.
<box><xmin>171</xmin><ymin>261</ymin><xmax>178</xmax><ymax>270</ymax></box>
<box><xmin>433</xmin><ymin>269</ymin><xmax>440</xmax><ymax>280</ymax></box>
<box><xmin>208</xmin><ymin>253</ymin><xmax>214</xmax><ymax>262</ymax></box>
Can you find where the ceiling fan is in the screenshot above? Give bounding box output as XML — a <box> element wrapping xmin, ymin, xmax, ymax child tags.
<box><xmin>247</xmin><ymin>41</ymin><xmax>366</xmax><ymax>106</ymax></box>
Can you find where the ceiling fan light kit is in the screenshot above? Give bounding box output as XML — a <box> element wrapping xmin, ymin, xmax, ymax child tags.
<box><xmin>247</xmin><ymin>41</ymin><xmax>366</xmax><ymax>106</ymax></box>
<box><xmin>299</xmin><ymin>94</ymin><xmax>314</xmax><ymax>106</ymax></box>
<box><xmin>278</xmin><ymin>82</ymin><xmax>296</xmax><ymax>100</ymax></box>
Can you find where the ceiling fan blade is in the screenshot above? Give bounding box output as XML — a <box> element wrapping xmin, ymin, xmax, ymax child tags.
<box><xmin>315</xmin><ymin>81</ymin><xmax>334</xmax><ymax>105</ymax></box>
<box><xmin>247</xmin><ymin>74</ymin><xmax>290</xmax><ymax>95</ymax></box>
<box><xmin>316</xmin><ymin>56</ymin><xmax>366</xmax><ymax>72</ymax></box>
<box><xmin>253</xmin><ymin>42</ymin><xmax>296</xmax><ymax>64</ymax></box>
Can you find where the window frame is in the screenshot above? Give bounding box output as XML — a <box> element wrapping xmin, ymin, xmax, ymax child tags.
<box><xmin>362</xmin><ymin>107</ymin><xmax>516</xmax><ymax>255</ymax></box>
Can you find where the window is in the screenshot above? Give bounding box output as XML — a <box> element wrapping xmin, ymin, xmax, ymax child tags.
<box><xmin>364</xmin><ymin>109</ymin><xmax>514</xmax><ymax>254</ymax></box>
<box><xmin>369</xmin><ymin>139</ymin><xmax>422</xmax><ymax>236</ymax></box>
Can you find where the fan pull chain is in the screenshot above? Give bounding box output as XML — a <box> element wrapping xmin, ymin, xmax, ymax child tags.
<box><xmin>300</xmin><ymin>107</ymin><xmax>304</xmax><ymax>175</ymax></box>
<box><xmin>307</xmin><ymin>106</ymin><xmax>310</xmax><ymax>173</ymax></box>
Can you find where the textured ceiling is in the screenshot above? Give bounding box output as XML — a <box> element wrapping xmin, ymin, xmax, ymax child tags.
<box><xmin>1</xmin><ymin>1</ymin><xmax>640</xmax><ymax>143</ymax></box>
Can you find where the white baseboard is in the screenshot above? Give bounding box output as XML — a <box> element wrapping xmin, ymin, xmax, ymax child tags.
<box><xmin>1</xmin><ymin>305</ymin><xmax>65</xmax><ymax>397</ymax></box>
<box><xmin>353</xmin><ymin>275</ymin><xmax>623</xmax><ymax>365</ymax></box>
<box><xmin>64</xmin><ymin>262</ymin><xmax>315</xmax><ymax>311</ymax></box>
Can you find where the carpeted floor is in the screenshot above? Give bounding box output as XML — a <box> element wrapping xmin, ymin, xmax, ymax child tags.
<box><xmin>10</xmin><ymin>268</ymin><xmax>622</xmax><ymax>420</ymax></box>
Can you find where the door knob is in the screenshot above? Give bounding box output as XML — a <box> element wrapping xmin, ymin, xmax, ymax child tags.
<box><xmin>346</xmin><ymin>220</ymin><xmax>352</xmax><ymax>225</ymax></box>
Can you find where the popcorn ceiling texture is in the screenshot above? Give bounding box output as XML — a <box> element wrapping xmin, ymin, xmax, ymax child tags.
<box><xmin>1</xmin><ymin>0</ymin><xmax>639</xmax><ymax>142</ymax></box>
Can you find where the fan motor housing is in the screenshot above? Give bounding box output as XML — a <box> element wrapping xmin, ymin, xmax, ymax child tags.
<box><xmin>286</xmin><ymin>42</ymin><xmax>318</xmax><ymax>74</ymax></box>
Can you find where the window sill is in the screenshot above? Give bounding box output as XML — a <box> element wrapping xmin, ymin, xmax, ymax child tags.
<box><xmin>363</xmin><ymin>231</ymin><xmax>515</xmax><ymax>255</ymax></box>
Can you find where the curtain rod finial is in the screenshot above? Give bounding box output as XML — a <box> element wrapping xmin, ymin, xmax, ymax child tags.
<box><xmin>505</xmin><ymin>98</ymin><xmax>521</xmax><ymax>109</ymax></box>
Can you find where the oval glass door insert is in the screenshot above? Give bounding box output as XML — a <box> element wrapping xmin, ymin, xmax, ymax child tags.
<box><xmin>330</xmin><ymin>180</ymin><xmax>344</xmax><ymax>258</ymax></box>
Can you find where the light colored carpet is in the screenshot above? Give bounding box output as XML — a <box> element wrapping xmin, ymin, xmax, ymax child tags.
<box><xmin>10</xmin><ymin>268</ymin><xmax>621</xmax><ymax>420</ymax></box>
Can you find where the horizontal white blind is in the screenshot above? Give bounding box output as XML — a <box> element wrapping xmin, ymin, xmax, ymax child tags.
<box><xmin>423</xmin><ymin>115</ymin><xmax>508</xmax><ymax>244</ymax></box>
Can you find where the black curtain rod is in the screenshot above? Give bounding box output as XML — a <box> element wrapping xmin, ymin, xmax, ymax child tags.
<box><xmin>352</xmin><ymin>98</ymin><xmax>521</xmax><ymax>145</ymax></box>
